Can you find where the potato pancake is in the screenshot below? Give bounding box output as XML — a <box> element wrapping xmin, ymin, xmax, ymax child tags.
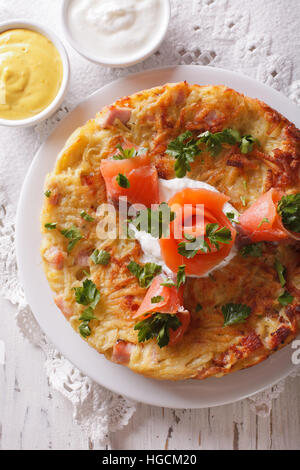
<box><xmin>41</xmin><ymin>82</ymin><xmax>300</xmax><ymax>380</ymax></box>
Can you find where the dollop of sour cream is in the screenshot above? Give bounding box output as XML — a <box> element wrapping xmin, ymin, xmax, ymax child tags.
<box><xmin>131</xmin><ymin>178</ymin><xmax>240</xmax><ymax>279</ymax></box>
<box><xmin>67</xmin><ymin>0</ymin><xmax>167</xmax><ymax>63</ymax></box>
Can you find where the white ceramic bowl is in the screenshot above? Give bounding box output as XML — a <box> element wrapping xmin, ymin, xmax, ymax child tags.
<box><xmin>61</xmin><ymin>0</ymin><xmax>171</xmax><ymax>67</ymax></box>
<box><xmin>0</xmin><ymin>20</ymin><xmax>70</xmax><ymax>128</ymax></box>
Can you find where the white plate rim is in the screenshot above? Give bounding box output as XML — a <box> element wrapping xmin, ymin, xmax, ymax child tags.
<box><xmin>16</xmin><ymin>65</ymin><xmax>300</xmax><ymax>409</ymax></box>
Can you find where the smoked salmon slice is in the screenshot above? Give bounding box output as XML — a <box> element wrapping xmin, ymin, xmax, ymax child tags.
<box><xmin>239</xmin><ymin>188</ymin><xmax>289</xmax><ymax>242</ymax></box>
<box><xmin>169</xmin><ymin>310</ymin><xmax>190</xmax><ymax>346</ymax></box>
<box><xmin>133</xmin><ymin>274</ymin><xmax>184</xmax><ymax>319</ymax></box>
<box><xmin>159</xmin><ymin>188</ymin><xmax>236</xmax><ymax>276</ymax></box>
<box><xmin>133</xmin><ymin>274</ymin><xmax>190</xmax><ymax>346</ymax></box>
<box><xmin>100</xmin><ymin>150</ymin><xmax>159</xmax><ymax>207</ymax></box>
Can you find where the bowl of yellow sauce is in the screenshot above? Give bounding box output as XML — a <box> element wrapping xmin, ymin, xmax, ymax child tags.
<box><xmin>0</xmin><ymin>20</ymin><xmax>70</xmax><ymax>127</ymax></box>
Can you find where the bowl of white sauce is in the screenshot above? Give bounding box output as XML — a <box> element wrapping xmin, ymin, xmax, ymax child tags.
<box><xmin>62</xmin><ymin>0</ymin><xmax>171</xmax><ymax>67</ymax></box>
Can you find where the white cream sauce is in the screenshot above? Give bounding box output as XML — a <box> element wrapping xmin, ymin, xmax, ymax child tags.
<box><xmin>67</xmin><ymin>0</ymin><xmax>167</xmax><ymax>62</ymax></box>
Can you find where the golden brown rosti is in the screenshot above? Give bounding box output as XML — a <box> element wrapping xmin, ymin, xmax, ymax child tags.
<box><xmin>40</xmin><ymin>81</ymin><xmax>300</xmax><ymax>380</ymax></box>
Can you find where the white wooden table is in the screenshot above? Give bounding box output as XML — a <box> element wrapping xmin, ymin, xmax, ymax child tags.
<box><xmin>1</xmin><ymin>296</ymin><xmax>299</xmax><ymax>450</ymax></box>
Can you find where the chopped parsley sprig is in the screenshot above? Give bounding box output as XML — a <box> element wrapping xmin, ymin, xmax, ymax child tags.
<box><xmin>240</xmin><ymin>135</ymin><xmax>257</xmax><ymax>154</ymax></box>
<box><xmin>116</xmin><ymin>173</ymin><xmax>130</xmax><ymax>188</ymax></box>
<box><xmin>278</xmin><ymin>291</ymin><xmax>294</xmax><ymax>306</ymax></box>
<box><xmin>151</xmin><ymin>295</ymin><xmax>164</xmax><ymax>304</ymax></box>
<box><xmin>91</xmin><ymin>249</ymin><xmax>111</xmax><ymax>266</ymax></box>
<box><xmin>112</xmin><ymin>145</ymin><xmax>137</xmax><ymax>160</ymax></box>
<box><xmin>178</xmin><ymin>223</ymin><xmax>232</xmax><ymax>258</ymax></box>
<box><xmin>275</xmin><ymin>259</ymin><xmax>286</xmax><ymax>287</ymax></box>
<box><xmin>160</xmin><ymin>265</ymin><xmax>186</xmax><ymax>289</ymax></box>
<box><xmin>277</xmin><ymin>193</ymin><xmax>300</xmax><ymax>233</ymax></box>
<box><xmin>221</xmin><ymin>303</ymin><xmax>252</xmax><ymax>326</ymax></box>
<box><xmin>127</xmin><ymin>261</ymin><xmax>162</xmax><ymax>288</ymax></box>
<box><xmin>240</xmin><ymin>243</ymin><xmax>263</xmax><ymax>258</ymax></box>
<box><xmin>74</xmin><ymin>279</ymin><xmax>100</xmax><ymax>338</ymax></box>
<box><xmin>176</xmin><ymin>265</ymin><xmax>186</xmax><ymax>288</ymax></box>
<box><xmin>198</xmin><ymin>128</ymin><xmax>258</xmax><ymax>156</ymax></box>
<box><xmin>274</xmin><ymin>260</ymin><xmax>294</xmax><ymax>305</ymax></box>
<box><xmin>134</xmin><ymin>313</ymin><xmax>181</xmax><ymax>348</ymax></box>
<box><xmin>74</xmin><ymin>279</ymin><xmax>100</xmax><ymax>309</ymax></box>
<box><xmin>166</xmin><ymin>131</ymin><xmax>201</xmax><ymax>178</ymax></box>
<box><xmin>80</xmin><ymin>210</ymin><xmax>94</xmax><ymax>222</ymax></box>
<box><xmin>61</xmin><ymin>225</ymin><xmax>82</xmax><ymax>253</ymax></box>
<box><xmin>131</xmin><ymin>203</ymin><xmax>176</xmax><ymax>239</ymax></box>
<box><xmin>198</xmin><ymin>128</ymin><xmax>240</xmax><ymax>157</ymax></box>
<box><xmin>44</xmin><ymin>222</ymin><xmax>57</xmax><ymax>230</ymax></box>
<box><xmin>206</xmin><ymin>223</ymin><xmax>232</xmax><ymax>249</ymax></box>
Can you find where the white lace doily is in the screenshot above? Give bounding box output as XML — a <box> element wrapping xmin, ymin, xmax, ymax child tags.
<box><xmin>1</xmin><ymin>0</ymin><xmax>300</xmax><ymax>446</ymax></box>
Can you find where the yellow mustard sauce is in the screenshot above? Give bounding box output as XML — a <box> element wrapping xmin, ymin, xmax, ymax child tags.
<box><xmin>0</xmin><ymin>28</ymin><xmax>63</xmax><ymax>120</ymax></box>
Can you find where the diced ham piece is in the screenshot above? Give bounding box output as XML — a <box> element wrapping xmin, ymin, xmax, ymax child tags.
<box><xmin>111</xmin><ymin>340</ymin><xmax>134</xmax><ymax>364</ymax></box>
<box><xmin>44</xmin><ymin>247</ymin><xmax>65</xmax><ymax>270</ymax></box>
<box><xmin>54</xmin><ymin>295</ymin><xmax>73</xmax><ymax>319</ymax></box>
<box><xmin>48</xmin><ymin>189</ymin><xmax>61</xmax><ymax>206</ymax></box>
<box><xmin>99</xmin><ymin>106</ymin><xmax>132</xmax><ymax>128</ymax></box>
<box><xmin>75</xmin><ymin>249</ymin><xmax>91</xmax><ymax>267</ymax></box>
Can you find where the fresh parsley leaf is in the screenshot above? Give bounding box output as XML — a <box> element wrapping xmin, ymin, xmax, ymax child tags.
<box><xmin>44</xmin><ymin>190</ymin><xmax>51</xmax><ymax>197</ymax></box>
<box><xmin>278</xmin><ymin>290</ymin><xmax>294</xmax><ymax>306</ymax></box>
<box><xmin>183</xmin><ymin>232</ymin><xmax>196</xmax><ymax>241</ymax></box>
<box><xmin>206</xmin><ymin>223</ymin><xmax>232</xmax><ymax>250</ymax></box>
<box><xmin>127</xmin><ymin>261</ymin><xmax>162</xmax><ymax>288</ymax></box>
<box><xmin>112</xmin><ymin>144</ymin><xmax>137</xmax><ymax>160</ymax></box>
<box><xmin>131</xmin><ymin>203</ymin><xmax>176</xmax><ymax>239</ymax></box>
<box><xmin>166</xmin><ymin>131</ymin><xmax>200</xmax><ymax>178</ymax></box>
<box><xmin>240</xmin><ymin>135</ymin><xmax>257</xmax><ymax>154</ymax></box>
<box><xmin>44</xmin><ymin>222</ymin><xmax>57</xmax><ymax>230</ymax></box>
<box><xmin>198</xmin><ymin>129</ymin><xmax>258</xmax><ymax>156</ymax></box>
<box><xmin>195</xmin><ymin>303</ymin><xmax>202</xmax><ymax>312</ymax></box>
<box><xmin>176</xmin><ymin>265</ymin><xmax>186</xmax><ymax>288</ymax></box>
<box><xmin>134</xmin><ymin>313</ymin><xmax>181</xmax><ymax>348</ymax></box>
<box><xmin>61</xmin><ymin>225</ymin><xmax>82</xmax><ymax>252</ymax></box>
<box><xmin>151</xmin><ymin>296</ymin><xmax>164</xmax><ymax>304</ymax></box>
<box><xmin>178</xmin><ymin>223</ymin><xmax>231</xmax><ymax>258</ymax></box>
<box><xmin>80</xmin><ymin>210</ymin><xmax>94</xmax><ymax>222</ymax></box>
<box><xmin>79</xmin><ymin>307</ymin><xmax>96</xmax><ymax>321</ymax></box>
<box><xmin>160</xmin><ymin>278</ymin><xmax>176</xmax><ymax>287</ymax></box>
<box><xmin>116</xmin><ymin>173</ymin><xmax>130</xmax><ymax>188</ymax></box>
<box><xmin>198</xmin><ymin>131</ymin><xmax>222</xmax><ymax>156</ymax></box>
<box><xmin>74</xmin><ymin>279</ymin><xmax>100</xmax><ymax>309</ymax></box>
<box><xmin>226</xmin><ymin>212</ymin><xmax>240</xmax><ymax>224</ymax></box>
<box><xmin>258</xmin><ymin>217</ymin><xmax>270</xmax><ymax>228</ymax></box>
<box><xmin>79</xmin><ymin>321</ymin><xmax>91</xmax><ymax>338</ymax></box>
<box><xmin>178</xmin><ymin>236</ymin><xmax>210</xmax><ymax>258</ymax></box>
<box><xmin>240</xmin><ymin>243</ymin><xmax>263</xmax><ymax>258</ymax></box>
<box><xmin>277</xmin><ymin>193</ymin><xmax>300</xmax><ymax>233</ymax></box>
<box><xmin>240</xmin><ymin>195</ymin><xmax>246</xmax><ymax>206</ymax></box>
<box><xmin>198</xmin><ymin>128</ymin><xmax>240</xmax><ymax>157</ymax></box>
<box><xmin>91</xmin><ymin>249</ymin><xmax>111</xmax><ymax>266</ymax></box>
<box><xmin>222</xmin><ymin>303</ymin><xmax>252</xmax><ymax>326</ymax></box>
<box><xmin>275</xmin><ymin>259</ymin><xmax>286</xmax><ymax>287</ymax></box>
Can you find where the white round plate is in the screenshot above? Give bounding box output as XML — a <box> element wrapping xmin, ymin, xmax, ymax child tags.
<box><xmin>16</xmin><ymin>66</ymin><xmax>300</xmax><ymax>409</ymax></box>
